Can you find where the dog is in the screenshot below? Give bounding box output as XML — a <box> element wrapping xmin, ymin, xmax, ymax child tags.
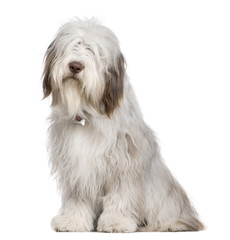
<box><xmin>43</xmin><ymin>18</ymin><xmax>203</xmax><ymax>232</ymax></box>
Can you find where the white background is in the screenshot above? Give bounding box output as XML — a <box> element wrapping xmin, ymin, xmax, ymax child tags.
<box><xmin>0</xmin><ymin>0</ymin><xmax>229</xmax><ymax>239</ymax></box>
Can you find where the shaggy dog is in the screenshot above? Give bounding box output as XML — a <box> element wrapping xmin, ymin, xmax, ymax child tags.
<box><xmin>43</xmin><ymin>18</ymin><xmax>203</xmax><ymax>232</ymax></box>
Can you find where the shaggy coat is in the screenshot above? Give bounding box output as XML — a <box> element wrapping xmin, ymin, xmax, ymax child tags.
<box><xmin>43</xmin><ymin>19</ymin><xmax>203</xmax><ymax>232</ymax></box>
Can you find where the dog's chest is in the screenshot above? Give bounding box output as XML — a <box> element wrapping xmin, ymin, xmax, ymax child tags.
<box><xmin>55</xmin><ymin>123</ymin><xmax>110</xmax><ymax>180</ymax></box>
<box><xmin>68</xmin><ymin>125</ymin><xmax>108</xmax><ymax>160</ymax></box>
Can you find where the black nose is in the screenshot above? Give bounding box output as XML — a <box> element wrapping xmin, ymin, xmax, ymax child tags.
<box><xmin>69</xmin><ymin>62</ymin><xmax>84</xmax><ymax>74</ymax></box>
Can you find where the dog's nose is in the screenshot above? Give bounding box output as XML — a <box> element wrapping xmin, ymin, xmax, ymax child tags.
<box><xmin>69</xmin><ymin>62</ymin><xmax>84</xmax><ymax>74</ymax></box>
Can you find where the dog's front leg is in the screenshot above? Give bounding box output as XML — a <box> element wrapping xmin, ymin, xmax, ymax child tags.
<box><xmin>97</xmin><ymin>176</ymin><xmax>141</xmax><ymax>233</ymax></box>
<box><xmin>51</xmin><ymin>196</ymin><xmax>95</xmax><ymax>232</ymax></box>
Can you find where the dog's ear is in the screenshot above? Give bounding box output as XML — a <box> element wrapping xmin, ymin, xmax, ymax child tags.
<box><xmin>42</xmin><ymin>41</ymin><xmax>56</xmax><ymax>99</ymax></box>
<box><xmin>102</xmin><ymin>53</ymin><xmax>125</xmax><ymax>117</ymax></box>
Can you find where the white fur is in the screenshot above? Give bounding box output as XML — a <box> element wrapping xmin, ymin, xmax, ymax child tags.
<box><xmin>43</xmin><ymin>18</ymin><xmax>203</xmax><ymax>232</ymax></box>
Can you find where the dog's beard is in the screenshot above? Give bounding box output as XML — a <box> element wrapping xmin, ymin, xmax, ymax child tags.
<box><xmin>61</xmin><ymin>79</ymin><xmax>84</xmax><ymax>117</ymax></box>
<box><xmin>59</xmin><ymin>67</ymin><xmax>105</xmax><ymax>118</ymax></box>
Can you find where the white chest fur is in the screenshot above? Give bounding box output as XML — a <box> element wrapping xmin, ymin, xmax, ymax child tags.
<box><xmin>49</xmin><ymin>121</ymin><xmax>110</xmax><ymax>196</ymax></box>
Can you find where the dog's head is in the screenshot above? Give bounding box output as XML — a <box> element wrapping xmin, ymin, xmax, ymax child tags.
<box><xmin>43</xmin><ymin>19</ymin><xmax>125</xmax><ymax>118</ymax></box>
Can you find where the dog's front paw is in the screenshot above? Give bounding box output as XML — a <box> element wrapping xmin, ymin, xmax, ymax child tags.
<box><xmin>97</xmin><ymin>213</ymin><xmax>137</xmax><ymax>233</ymax></box>
<box><xmin>51</xmin><ymin>214</ymin><xmax>93</xmax><ymax>232</ymax></box>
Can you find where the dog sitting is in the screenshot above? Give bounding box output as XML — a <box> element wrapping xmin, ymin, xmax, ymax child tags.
<box><xmin>43</xmin><ymin>18</ymin><xmax>203</xmax><ymax>232</ymax></box>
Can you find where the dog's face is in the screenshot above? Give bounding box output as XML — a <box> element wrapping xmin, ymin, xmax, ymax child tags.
<box><xmin>43</xmin><ymin>19</ymin><xmax>125</xmax><ymax>118</ymax></box>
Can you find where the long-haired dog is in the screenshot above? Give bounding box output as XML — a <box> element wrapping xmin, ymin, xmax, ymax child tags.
<box><xmin>43</xmin><ymin>18</ymin><xmax>203</xmax><ymax>232</ymax></box>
